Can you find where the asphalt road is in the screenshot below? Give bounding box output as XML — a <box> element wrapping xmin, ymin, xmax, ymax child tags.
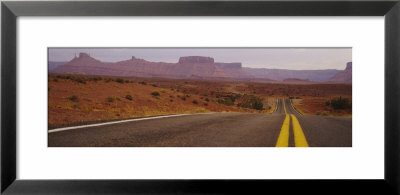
<box><xmin>48</xmin><ymin>99</ymin><xmax>351</xmax><ymax>147</ymax></box>
<box><xmin>282</xmin><ymin>99</ymin><xmax>352</xmax><ymax>147</ymax></box>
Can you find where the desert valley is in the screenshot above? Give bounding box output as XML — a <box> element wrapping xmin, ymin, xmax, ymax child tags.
<box><xmin>48</xmin><ymin>53</ymin><xmax>352</xmax><ymax>128</ymax></box>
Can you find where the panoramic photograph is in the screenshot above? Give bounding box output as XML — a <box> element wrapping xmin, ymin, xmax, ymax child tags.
<box><xmin>48</xmin><ymin>48</ymin><xmax>352</xmax><ymax>147</ymax></box>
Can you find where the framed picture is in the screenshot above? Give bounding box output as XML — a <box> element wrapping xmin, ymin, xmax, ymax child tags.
<box><xmin>2</xmin><ymin>0</ymin><xmax>399</xmax><ymax>194</ymax></box>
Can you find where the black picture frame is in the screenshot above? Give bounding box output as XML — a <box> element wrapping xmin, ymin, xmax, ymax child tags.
<box><xmin>2</xmin><ymin>0</ymin><xmax>400</xmax><ymax>194</ymax></box>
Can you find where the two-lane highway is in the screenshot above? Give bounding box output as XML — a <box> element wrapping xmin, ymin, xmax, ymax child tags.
<box><xmin>48</xmin><ymin>99</ymin><xmax>351</xmax><ymax>147</ymax></box>
<box><xmin>284</xmin><ymin>99</ymin><xmax>352</xmax><ymax>147</ymax></box>
<box><xmin>275</xmin><ymin>99</ymin><xmax>309</xmax><ymax>147</ymax></box>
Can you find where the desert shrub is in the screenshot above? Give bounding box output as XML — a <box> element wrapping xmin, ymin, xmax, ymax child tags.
<box><xmin>53</xmin><ymin>78</ymin><xmax>58</xmax><ymax>82</ymax></box>
<box><xmin>116</xmin><ymin>78</ymin><xmax>124</xmax><ymax>84</ymax></box>
<box><xmin>325</xmin><ymin>101</ymin><xmax>330</xmax><ymax>106</ymax></box>
<box><xmin>125</xmin><ymin>95</ymin><xmax>133</xmax><ymax>100</ymax></box>
<box><xmin>217</xmin><ymin>97</ymin><xmax>234</xmax><ymax>106</ymax></box>
<box><xmin>192</xmin><ymin>100</ymin><xmax>198</xmax><ymax>104</ymax></box>
<box><xmin>139</xmin><ymin>81</ymin><xmax>147</xmax><ymax>85</ymax></box>
<box><xmin>170</xmin><ymin>99</ymin><xmax>173</xmax><ymax>102</ymax></box>
<box><xmin>330</xmin><ymin>97</ymin><xmax>351</xmax><ymax>110</ymax></box>
<box><xmin>237</xmin><ymin>102</ymin><xmax>250</xmax><ymax>108</ymax></box>
<box><xmin>72</xmin><ymin>104</ymin><xmax>80</xmax><ymax>109</ymax></box>
<box><xmin>152</xmin><ymin>84</ymin><xmax>158</xmax><ymax>87</ymax></box>
<box><xmin>227</xmin><ymin>94</ymin><xmax>240</xmax><ymax>103</ymax></box>
<box><xmin>181</xmin><ymin>97</ymin><xmax>186</xmax><ymax>101</ymax></box>
<box><xmin>89</xmin><ymin>77</ymin><xmax>102</xmax><ymax>82</ymax></box>
<box><xmin>74</xmin><ymin>77</ymin><xmax>86</xmax><ymax>84</ymax></box>
<box><xmin>204</xmin><ymin>103</ymin><xmax>208</xmax><ymax>106</ymax></box>
<box><xmin>252</xmin><ymin>99</ymin><xmax>264</xmax><ymax>110</ymax></box>
<box><xmin>237</xmin><ymin>95</ymin><xmax>264</xmax><ymax>110</ymax></box>
<box><xmin>67</xmin><ymin>95</ymin><xmax>79</xmax><ymax>102</ymax></box>
<box><xmin>116</xmin><ymin>97</ymin><xmax>121</xmax><ymax>101</ymax></box>
<box><xmin>223</xmin><ymin>98</ymin><xmax>234</xmax><ymax>106</ymax></box>
<box><xmin>205</xmin><ymin>98</ymin><xmax>210</xmax><ymax>102</ymax></box>
<box><xmin>185</xmin><ymin>94</ymin><xmax>190</xmax><ymax>97</ymax></box>
<box><xmin>151</xmin><ymin>91</ymin><xmax>160</xmax><ymax>97</ymax></box>
<box><xmin>64</xmin><ymin>76</ymin><xmax>85</xmax><ymax>84</ymax></box>
<box><xmin>106</xmin><ymin>97</ymin><xmax>115</xmax><ymax>102</ymax></box>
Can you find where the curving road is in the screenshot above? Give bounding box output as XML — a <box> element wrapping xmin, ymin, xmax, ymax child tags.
<box><xmin>48</xmin><ymin>99</ymin><xmax>351</xmax><ymax>147</ymax></box>
<box><xmin>278</xmin><ymin>99</ymin><xmax>352</xmax><ymax>147</ymax></box>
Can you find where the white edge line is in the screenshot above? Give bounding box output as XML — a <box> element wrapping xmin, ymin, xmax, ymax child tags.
<box><xmin>48</xmin><ymin>113</ymin><xmax>210</xmax><ymax>134</ymax></box>
<box><xmin>289</xmin><ymin>99</ymin><xmax>303</xmax><ymax>115</ymax></box>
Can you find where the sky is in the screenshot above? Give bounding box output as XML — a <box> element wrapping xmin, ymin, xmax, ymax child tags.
<box><xmin>48</xmin><ymin>48</ymin><xmax>352</xmax><ymax>70</ymax></box>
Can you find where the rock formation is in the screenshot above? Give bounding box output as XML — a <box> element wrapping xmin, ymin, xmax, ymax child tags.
<box><xmin>328</xmin><ymin>62</ymin><xmax>352</xmax><ymax>83</ymax></box>
<box><xmin>178</xmin><ymin>56</ymin><xmax>214</xmax><ymax>64</ymax></box>
<box><xmin>215</xmin><ymin>62</ymin><xmax>253</xmax><ymax>78</ymax></box>
<box><xmin>51</xmin><ymin>53</ymin><xmax>351</xmax><ymax>83</ymax></box>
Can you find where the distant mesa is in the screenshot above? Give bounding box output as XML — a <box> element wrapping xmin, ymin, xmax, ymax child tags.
<box><xmin>130</xmin><ymin>56</ymin><xmax>144</xmax><ymax>61</ymax></box>
<box><xmin>50</xmin><ymin>53</ymin><xmax>352</xmax><ymax>83</ymax></box>
<box><xmin>215</xmin><ymin>62</ymin><xmax>242</xmax><ymax>69</ymax></box>
<box><xmin>179</xmin><ymin>56</ymin><xmax>215</xmax><ymax>64</ymax></box>
<box><xmin>345</xmin><ymin>62</ymin><xmax>352</xmax><ymax>71</ymax></box>
<box><xmin>328</xmin><ymin>62</ymin><xmax>352</xmax><ymax>83</ymax></box>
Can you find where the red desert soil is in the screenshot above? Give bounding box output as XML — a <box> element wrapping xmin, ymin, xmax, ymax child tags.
<box><xmin>292</xmin><ymin>97</ymin><xmax>352</xmax><ymax>117</ymax></box>
<box><xmin>48</xmin><ymin>74</ymin><xmax>352</xmax><ymax>126</ymax></box>
<box><xmin>48</xmin><ymin>75</ymin><xmax>266</xmax><ymax>126</ymax></box>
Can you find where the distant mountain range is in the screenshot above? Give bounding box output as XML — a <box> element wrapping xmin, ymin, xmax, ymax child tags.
<box><xmin>50</xmin><ymin>53</ymin><xmax>352</xmax><ymax>83</ymax></box>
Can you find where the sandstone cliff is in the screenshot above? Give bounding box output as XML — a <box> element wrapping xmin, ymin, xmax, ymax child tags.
<box><xmin>51</xmin><ymin>53</ymin><xmax>350</xmax><ymax>83</ymax></box>
<box><xmin>328</xmin><ymin>62</ymin><xmax>352</xmax><ymax>83</ymax></box>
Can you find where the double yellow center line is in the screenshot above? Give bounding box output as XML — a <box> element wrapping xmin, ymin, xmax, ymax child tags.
<box><xmin>276</xmin><ymin>99</ymin><xmax>309</xmax><ymax>147</ymax></box>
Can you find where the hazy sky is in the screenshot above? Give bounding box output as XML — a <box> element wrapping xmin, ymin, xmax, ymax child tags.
<box><xmin>48</xmin><ymin>48</ymin><xmax>351</xmax><ymax>70</ymax></box>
